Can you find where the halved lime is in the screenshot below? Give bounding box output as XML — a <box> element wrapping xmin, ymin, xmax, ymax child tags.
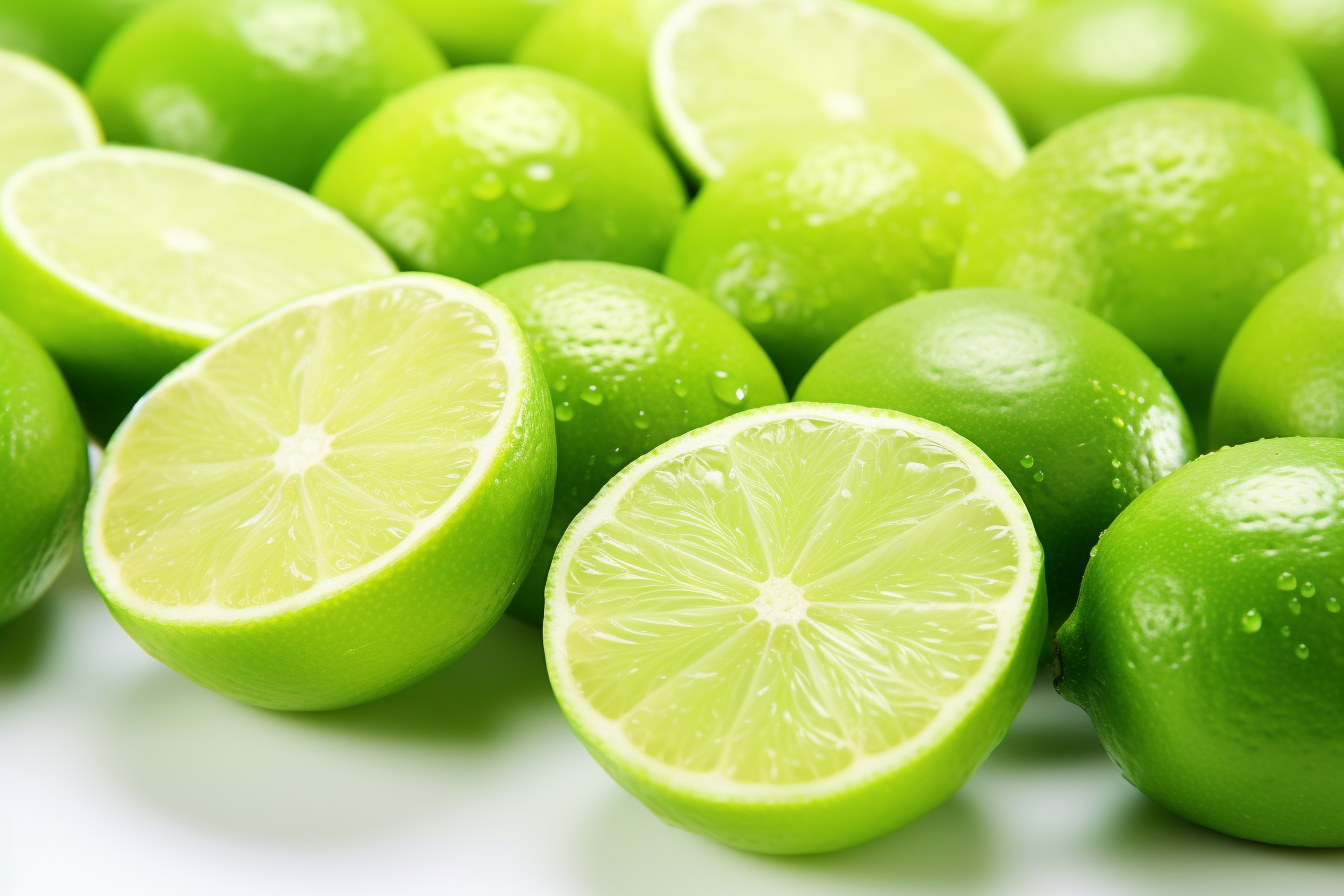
<box><xmin>545</xmin><ymin>403</ymin><xmax>1044</xmax><ymax>853</ymax></box>
<box><xmin>650</xmin><ymin>0</ymin><xmax>1026</xmax><ymax>180</ymax></box>
<box><xmin>0</xmin><ymin>146</ymin><xmax>395</xmax><ymax>440</ymax></box>
<box><xmin>85</xmin><ymin>273</ymin><xmax>556</xmax><ymax>710</ymax></box>
<box><xmin>0</xmin><ymin>49</ymin><xmax>101</xmax><ymax>184</ymax></box>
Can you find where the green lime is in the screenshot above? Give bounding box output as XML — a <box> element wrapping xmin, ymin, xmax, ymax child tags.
<box><xmin>389</xmin><ymin>0</ymin><xmax>558</xmax><ymax>64</ymax></box>
<box><xmin>484</xmin><ymin>261</ymin><xmax>786</xmax><ymax>623</ymax></box>
<box><xmin>979</xmin><ymin>0</ymin><xmax>1332</xmax><ymax>148</ymax></box>
<box><xmin>796</xmin><ymin>288</ymin><xmax>1195</xmax><ymax>647</ymax></box>
<box><xmin>85</xmin><ymin>274</ymin><xmax>556</xmax><ymax>710</ymax></box>
<box><xmin>0</xmin><ymin>312</ymin><xmax>89</xmax><ymax>626</ymax></box>
<box><xmin>85</xmin><ymin>0</ymin><xmax>446</xmax><ymax>188</ymax></box>
<box><xmin>0</xmin><ymin>0</ymin><xmax>160</xmax><ymax>80</ymax></box>
<box><xmin>862</xmin><ymin>0</ymin><xmax>1060</xmax><ymax>61</ymax></box>
<box><xmin>0</xmin><ymin>146</ymin><xmax>395</xmax><ymax>442</ymax></box>
<box><xmin>1210</xmin><ymin>248</ymin><xmax>1344</xmax><ymax>445</ymax></box>
<box><xmin>546</xmin><ymin>403</ymin><xmax>1044</xmax><ymax>853</ymax></box>
<box><xmin>0</xmin><ymin>50</ymin><xmax>102</xmax><ymax>185</ymax></box>
<box><xmin>315</xmin><ymin>66</ymin><xmax>686</xmax><ymax>286</ymax></box>
<box><xmin>650</xmin><ymin>0</ymin><xmax>1025</xmax><ymax>182</ymax></box>
<box><xmin>664</xmin><ymin>128</ymin><xmax>998</xmax><ymax>390</ymax></box>
<box><xmin>1056</xmin><ymin>437</ymin><xmax>1344</xmax><ymax>847</ymax></box>
<box><xmin>953</xmin><ymin>97</ymin><xmax>1344</xmax><ymax>440</ymax></box>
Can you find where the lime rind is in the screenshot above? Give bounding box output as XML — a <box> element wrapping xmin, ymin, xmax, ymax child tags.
<box><xmin>0</xmin><ymin>50</ymin><xmax>102</xmax><ymax>182</ymax></box>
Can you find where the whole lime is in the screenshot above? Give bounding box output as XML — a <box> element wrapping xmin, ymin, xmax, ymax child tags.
<box><xmin>796</xmin><ymin>288</ymin><xmax>1195</xmax><ymax>642</ymax></box>
<box><xmin>85</xmin><ymin>0</ymin><xmax>446</xmax><ymax>188</ymax></box>
<box><xmin>665</xmin><ymin>129</ymin><xmax>998</xmax><ymax>391</ymax></box>
<box><xmin>0</xmin><ymin>0</ymin><xmax>161</xmax><ymax>80</ymax></box>
<box><xmin>389</xmin><ymin>0</ymin><xmax>558</xmax><ymax>64</ymax></box>
<box><xmin>978</xmin><ymin>0</ymin><xmax>1332</xmax><ymax>147</ymax></box>
<box><xmin>863</xmin><ymin>0</ymin><xmax>1060</xmax><ymax>61</ymax></box>
<box><xmin>1057</xmin><ymin>437</ymin><xmax>1344</xmax><ymax>847</ymax></box>
<box><xmin>316</xmin><ymin>66</ymin><xmax>687</xmax><ymax>285</ymax></box>
<box><xmin>953</xmin><ymin>97</ymin><xmax>1344</xmax><ymax>439</ymax></box>
<box><xmin>0</xmin><ymin>312</ymin><xmax>89</xmax><ymax>625</ymax></box>
<box><xmin>484</xmin><ymin>261</ymin><xmax>786</xmax><ymax>623</ymax></box>
<box><xmin>1210</xmin><ymin>248</ymin><xmax>1344</xmax><ymax>445</ymax></box>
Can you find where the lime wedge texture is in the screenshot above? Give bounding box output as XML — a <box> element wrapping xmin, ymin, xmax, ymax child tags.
<box><xmin>650</xmin><ymin>0</ymin><xmax>1026</xmax><ymax>181</ymax></box>
<box><xmin>85</xmin><ymin>274</ymin><xmax>556</xmax><ymax>710</ymax></box>
<box><xmin>546</xmin><ymin>403</ymin><xmax>1044</xmax><ymax>853</ymax></box>
<box><xmin>0</xmin><ymin>146</ymin><xmax>395</xmax><ymax>440</ymax></box>
<box><xmin>0</xmin><ymin>49</ymin><xmax>101</xmax><ymax>184</ymax></box>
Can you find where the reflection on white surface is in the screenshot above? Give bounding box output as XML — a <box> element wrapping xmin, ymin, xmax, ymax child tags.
<box><xmin>1</xmin><ymin>562</ymin><xmax>1341</xmax><ymax>895</ymax></box>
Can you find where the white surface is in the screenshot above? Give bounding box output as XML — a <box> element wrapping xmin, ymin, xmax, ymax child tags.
<box><xmin>2</xmin><ymin>562</ymin><xmax>1341</xmax><ymax>896</ymax></box>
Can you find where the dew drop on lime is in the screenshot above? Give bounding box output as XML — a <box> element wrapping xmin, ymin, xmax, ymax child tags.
<box><xmin>1277</xmin><ymin>571</ymin><xmax>1297</xmax><ymax>591</ymax></box>
<box><xmin>473</xmin><ymin>217</ymin><xmax>500</xmax><ymax>244</ymax></box>
<box><xmin>553</xmin><ymin>375</ymin><xmax>567</xmax><ymax>393</ymax></box>
<box><xmin>1111</xmin><ymin>416</ymin><xmax>1125</xmax><ymax>428</ymax></box>
<box><xmin>471</xmin><ymin>170</ymin><xmax>504</xmax><ymax>201</ymax></box>
<box><xmin>633</xmin><ymin>411</ymin><xmax>650</xmax><ymax>430</ymax></box>
<box><xmin>1281</xmin><ymin>625</ymin><xmax>1292</xmax><ymax>638</ymax></box>
<box><xmin>1289</xmin><ymin>597</ymin><xmax>1302</xmax><ymax>615</ymax></box>
<box><xmin>511</xmin><ymin>163</ymin><xmax>572</xmax><ymax>212</ymax></box>
<box><xmin>1329</xmin><ymin>597</ymin><xmax>1341</xmax><ymax>613</ymax></box>
<box><xmin>1112</xmin><ymin>478</ymin><xmax>1121</xmax><ymax>490</ymax></box>
<box><xmin>580</xmin><ymin>384</ymin><xmax>603</xmax><ymax>406</ymax></box>
<box><xmin>1240</xmin><ymin>609</ymin><xmax>1262</xmax><ymax>633</ymax></box>
<box><xmin>1296</xmin><ymin>643</ymin><xmax>1310</xmax><ymax>660</ymax></box>
<box><xmin>555</xmin><ymin>401</ymin><xmax>574</xmax><ymax>422</ymax></box>
<box><xmin>1020</xmin><ymin>455</ymin><xmax>1034</xmax><ymax>469</ymax></box>
<box><xmin>672</xmin><ymin>378</ymin><xmax>688</xmax><ymax>398</ymax></box>
<box><xmin>1111</xmin><ymin>458</ymin><xmax>1121</xmax><ymax>468</ymax></box>
<box><xmin>1033</xmin><ymin>471</ymin><xmax>1044</xmax><ymax>482</ymax></box>
<box><xmin>1301</xmin><ymin>581</ymin><xmax>1316</xmax><ymax>598</ymax></box>
<box><xmin>710</xmin><ymin>370</ymin><xmax>748</xmax><ymax>405</ymax></box>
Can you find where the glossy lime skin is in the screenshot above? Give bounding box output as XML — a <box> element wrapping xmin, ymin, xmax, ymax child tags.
<box><xmin>485</xmin><ymin>261</ymin><xmax>786</xmax><ymax>623</ymax></box>
<box><xmin>665</xmin><ymin>129</ymin><xmax>997</xmax><ymax>391</ymax></box>
<box><xmin>1057</xmin><ymin>438</ymin><xmax>1344</xmax><ymax>846</ymax></box>
<box><xmin>979</xmin><ymin>0</ymin><xmax>1332</xmax><ymax>148</ymax></box>
<box><xmin>0</xmin><ymin>0</ymin><xmax>161</xmax><ymax>80</ymax></box>
<box><xmin>863</xmin><ymin>0</ymin><xmax>1059</xmax><ymax>61</ymax></box>
<box><xmin>390</xmin><ymin>0</ymin><xmax>557</xmax><ymax>64</ymax></box>
<box><xmin>85</xmin><ymin>0</ymin><xmax>446</xmax><ymax>188</ymax></box>
<box><xmin>1210</xmin><ymin>248</ymin><xmax>1344</xmax><ymax>445</ymax></box>
<box><xmin>954</xmin><ymin>97</ymin><xmax>1344</xmax><ymax>440</ymax></box>
<box><xmin>316</xmin><ymin>67</ymin><xmax>687</xmax><ymax>286</ymax></box>
<box><xmin>796</xmin><ymin>289</ymin><xmax>1195</xmax><ymax>642</ymax></box>
<box><xmin>0</xmin><ymin>313</ymin><xmax>89</xmax><ymax>625</ymax></box>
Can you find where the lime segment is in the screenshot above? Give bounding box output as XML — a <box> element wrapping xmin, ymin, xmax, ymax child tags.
<box><xmin>0</xmin><ymin>50</ymin><xmax>101</xmax><ymax>184</ymax></box>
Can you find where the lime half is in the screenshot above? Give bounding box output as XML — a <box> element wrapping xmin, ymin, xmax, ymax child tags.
<box><xmin>545</xmin><ymin>403</ymin><xmax>1044</xmax><ymax>853</ymax></box>
<box><xmin>0</xmin><ymin>50</ymin><xmax>101</xmax><ymax>184</ymax></box>
<box><xmin>650</xmin><ymin>0</ymin><xmax>1025</xmax><ymax>180</ymax></box>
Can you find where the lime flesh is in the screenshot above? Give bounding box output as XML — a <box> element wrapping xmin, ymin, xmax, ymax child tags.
<box><xmin>0</xmin><ymin>50</ymin><xmax>101</xmax><ymax>184</ymax></box>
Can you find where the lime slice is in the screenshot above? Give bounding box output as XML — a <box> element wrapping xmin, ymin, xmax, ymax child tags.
<box><xmin>545</xmin><ymin>403</ymin><xmax>1044</xmax><ymax>853</ymax></box>
<box><xmin>0</xmin><ymin>49</ymin><xmax>101</xmax><ymax>184</ymax></box>
<box><xmin>85</xmin><ymin>273</ymin><xmax>556</xmax><ymax>710</ymax></box>
<box><xmin>650</xmin><ymin>0</ymin><xmax>1026</xmax><ymax>181</ymax></box>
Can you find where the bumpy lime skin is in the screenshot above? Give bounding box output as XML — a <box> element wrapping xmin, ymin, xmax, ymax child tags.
<box><xmin>390</xmin><ymin>0</ymin><xmax>558</xmax><ymax>65</ymax></box>
<box><xmin>1057</xmin><ymin>438</ymin><xmax>1344</xmax><ymax>847</ymax></box>
<box><xmin>665</xmin><ymin>129</ymin><xmax>998</xmax><ymax>391</ymax></box>
<box><xmin>796</xmin><ymin>289</ymin><xmax>1195</xmax><ymax>643</ymax></box>
<box><xmin>485</xmin><ymin>261</ymin><xmax>786</xmax><ymax>623</ymax></box>
<box><xmin>0</xmin><ymin>0</ymin><xmax>161</xmax><ymax>80</ymax></box>
<box><xmin>979</xmin><ymin>0</ymin><xmax>1333</xmax><ymax>148</ymax></box>
<box><xmin>316</xmin><ymin>66</ymin><xmax>687</xmax><ymax>286</ymax></box>
<box><xmin>85</xmin><ymin>0</ymin><xmax>446</xmax><ymax>188</ymax></box>
<box><xmin>1211</xmin><ymin>248</ymin><xmax>1344</xmax><ymax>445</ymax></box>
<box><xmin>954</xmin><ymin>97</ymin><xmax>1344</xmax><ymax>439</ymax></box>
<box><xmin>0</xmin><ymin>313</ymin><xmax>88</xmax><ymax>625</ymax></box>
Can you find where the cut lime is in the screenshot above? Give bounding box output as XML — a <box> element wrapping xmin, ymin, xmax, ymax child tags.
<box><xmin>0</xmin><ymin>50</ymin><xmax>101</xmax><ymax>184</ymax></box>
<box><xmin>0</xmin><ymin>146</ymin><xmax>395</xmax><ymax>440</ymax></box>
<box><xmin>650</xmin><ymin>0</ymin><xmax>1025</xmax><ymax>181</ymax></box>
<box><xmin>545</xmin><ymin>403</ymin><xmax>1044</xmax><ymax>853</ymax></box>
<box><xmin>85</xmin><ymin>273</ymin><xmax>556</xmax><ymax>710</ymax></box>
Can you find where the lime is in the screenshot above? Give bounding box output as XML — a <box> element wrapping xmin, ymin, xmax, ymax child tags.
<box><xmin>0</xmin><ymin>146</ymin><xmax>395</xmax><ymax>442</ymax></box>
<box><xmin>315</xmin><ymin>66</ymin><xmax>686</xmax><ymax>286</ymax></box>
<box><xmin>0</xmin><ymin>50</ymin><xmax>102</xmax><ymax>186</ymax></box>
<box><xmin>0</xmin><ymin>0</ymin><xmax>160</xmax><ymax>80</ymax></box>
<box><xmin>484</xmin><ymin>261</ymin><xmax>786</xmax><ymax>623</ymax></box>
<box><xmin>1210</xmin><ymin>249</ymin><xmax>1344</xmax><ymax>445</ymax></box>
<box><xmin>1056</xmin><ymin>437</ymin><xmax>1344</xmax><ymax>847</ymax></box>
<box><xmin>978</xmin><ymin>0</ymin><xmax>1333</xmax><ymax>148</ymax></box>
<box><xmin>795</xmin><ymin>288</ymin><xmax>1196</xmax><ymax>648</ymax></box>
<box><xmin>650</xmin><ymin>0</ymin><xmax>1025</xmax><ymax>181</ymax></box>
<box><xmin>953</xmin><ymin>97</ymin><xmax>1344</xmax><ymax>440</ymax></box>
<box><xmin>860</xmin><ymin>0</ymin><xmax>1060</xmax><ymax>62</ymax></box>
<box><xmin>0</xmin><ymin>313</ymin><xmax>89</xmax><ymax>626</ymax></box>
<box><xmin>85</xmin><ymin>273</ymin><xmax>556</xmax><ymax>710</ymax></box>
<box><xmin>85</xmin><ymin>0</ymin><xmax>446</xmax><ymax>188</ymax></box>
<box><xmin>546</xmin><ymin>403</ymin><xmax>1044</xmax><ymax>853</ymax></box>
<box><xmin>664</xmin><ymin>128</ymin><xmax>998</xmax><ymax>390</ymax></box>
<box><xmin>389</xmin><ymin>0</ymin><xmax>558</xmax><ymax>64</ymax></box>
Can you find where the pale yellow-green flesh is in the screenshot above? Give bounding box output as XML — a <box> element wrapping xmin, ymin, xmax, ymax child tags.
<box><xmin>0</xmin><ymin>52</ymin><xmax>99</xmax><ymax>184</ymax></box>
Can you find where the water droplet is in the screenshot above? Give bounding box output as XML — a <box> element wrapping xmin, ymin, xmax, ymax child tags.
<box><xmin>1328</xmin><ymin>597</ymin><xmax>1341</xmax><ymax>614</ymax></box>
<box><xmin>606</xmin><ymin>451</ymin><xmax>623</xmax><ymax>468</ymax></box>
<box><xmin>710</xmin><ymin>370</ymin><xmax>748</xmax><ymax>406</ymax></box>
<box><xmin>1301</xmin><ymin>581</ymin><xmax>1316</xmax><ymax>598</ymax></box>
<box><xmin>1111</xmin><ymin>458</ymin><xmax>1121</xmax><ymax>468</ymax></box>
<box><xmin>1281</xmin><ymin>625</ymin><xmax>1292</xmax><ymax>638</ymax></box>
<box><xmin>511</xmin><ymin>163</ymin><xmax>572</xmax><ymax>212</ymax></box>
<box><xmin>633</xmin><ymin>411</ymin><xmax>650</xmax><ymax>430</ymax></box>
<box><xmin>1111</xmin><ymin>416</ymin><xmax>1126</xmax><ymax>428</ymax></box>
<box><xmin>471</xmin><ymin>170</ymin><xmax>504</xmax><ymax>201</ymax></box>
<box><xmin>1033</xmin><ymin>471</ymin><xmax>1044</xmax><ymax>483</ymax></box>
<box><xmin>580</xmin><ymin>385</ymin><xmax>603</xmax><ymax>406</ymax></box>
<box><xmin>1020</xmin><ymin>455</ymin><xmax>1034</xmax><ymax>469</ymax></box>
<box><xmin>1241</xmin><ymin>609</ymin><xmax>1262</xmax><ymax>633</ymax></box>
<box><xmin>473</xmin><ymin>217</ymin><xmax>500</xmax><ymax>244</ymax></box>
<box><xmin>1296</xmin><ymin>643</ymin><xmax>1310</xmax><ymax>660</ymax></box>
<box><xmin>554</xmin><ymin>402</ymin><xmax>574</xmax><ymax>422</ymax></box>
<box><xmin>1112</xmin><ymin>478</ymin><xmax>1122</xmax><ymax>490</ymax></box>
<box><xmin>1089</xmin><ymin>544</ymin><xmax>1099</xmax><ymax>558</ymax></box>
<box><xmin>1277</xmin><ymin>571</ymin><xmax>1297</xmax><ymax>591</ymax></box>
<box><xmin>553</xmin><ymin>375</ymin><xmax>567</xmax><ymax>392</ymax></box>
<box><xmin>672</xmin><ymin>379</ymin><xmax>688</xmax><ymax>398</ymax></box>
<box><xmin>1289</xmin><ymin>597</ymin><xmax>1302</xmax><ymax>615</ymax></box>
<box><xmin>1230</xmin><ymin>553</ymin><xmax>1244</xmax><ymax>563</ymax></box>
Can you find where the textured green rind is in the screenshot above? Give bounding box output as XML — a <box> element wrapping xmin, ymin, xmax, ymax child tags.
<box><xmin>0</xmin><ymin>313</ymin><xmax>89</xmax><ymax>624</ymax></box>
<box><xmin>1057</xmin><ymin>438</ymin><xmax>1344</xmax><ymax>847</ymax></box>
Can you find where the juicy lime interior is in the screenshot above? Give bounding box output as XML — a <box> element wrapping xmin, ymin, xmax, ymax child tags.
<box><xmin>554</xmin><ymin>409</ymin><xmax>1033</xmax><ymax>787</ymax></box>
<box><xmin>0</xmin><ymin>51</ymin><xmax>100</xmax><ymax>183</ymax></box>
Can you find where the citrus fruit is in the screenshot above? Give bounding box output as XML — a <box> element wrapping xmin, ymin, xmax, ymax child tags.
<box><xmin>0</xmin><ymin>50</ymin><xmax>102</xmax><ymax>185</ymax></box>
<box><xmin>978</xmin><ymin>0</ymin><xmax>1333</xmax><ymax>148</ymax></box>
<box><xmin>664</xmin><ymin>128</ymin><xmax>998</xmax><ymax>390</ymax></box>
<box><xmin>0</xmin><ymin>312</ymin><xmax>89</xmax><ymax>626</ymax></box>
<box><xmin>650</xmin><ymin>0</ymin><xmax>1025</xmax><ymax>181</ymax></box>
<box><xmin>315</xmin><ymin>66</ymin><xmax>686</xmax><ymax>286</ymax></box>
<box><xmin>1210</xmin><ymin>248</ymin><xmax>1344</xmax><ymax>445</ymax></box>
<box><xmin>861</xmin><ymin>0</ymin><xmax>1060</xmax><ymax>62</ymax></box>
<box><xmin>1056</xmin><ymin>437</ymin><xmax>1344</xmax><ymax>847</ymax></box>
<box><xmin>389</xmin><ymin>0</ymin><xmax>558</xmax><ymax>64</ymax></box>
<box><xmin>0</xmin><ymin>0</ymin><xmax>161</xmax><ymax>80</ymax></box>
<box><xmin>484</xmin><ymin>261</ymin><xmax>786</xmax><ymax>623</ymax></box>
<box><xmin>0</xmin><ymin>146</ymin><xmax>395</xmax><ymax>442</ymax></box>
<box><xmin>953</xmin><ymin>97</ymin><xmax>1344</xmax><ymax>440</ymax></box>
<box><xmin>85</xmin><ymin>0</ymin><xmax>446</xmax><ymax>188</ymax></box>
<box><xmin>85</xmin><ymin>273</ymin><xmax>556</xmax><ymax>711</ymax></box>
<box><xmin>545</xmin><ymin>403</ymin><xmax>1045</xmax><ymax>853</ymax></box>
<box><xmin>795</xmin><ymin>288</ymin><xmax>1196</xmax><ymax>648</ymax></box>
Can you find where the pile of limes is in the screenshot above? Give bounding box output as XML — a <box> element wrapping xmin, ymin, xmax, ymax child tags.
<box><xmin>2</xmin><ymin>0</ymin><xmax>1342</xmax><ymax>858</ymax></box>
